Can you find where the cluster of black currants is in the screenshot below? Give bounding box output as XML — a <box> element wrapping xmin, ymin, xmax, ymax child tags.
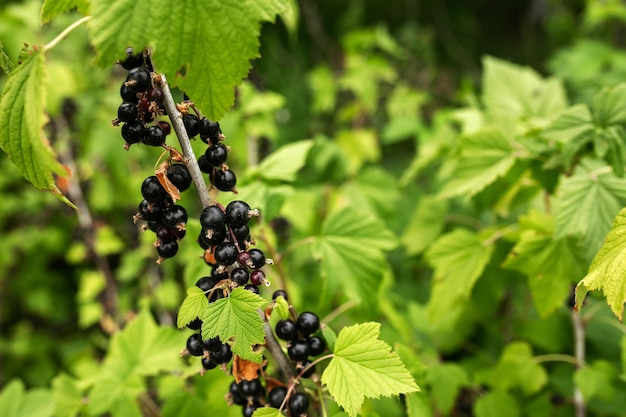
<box><xmin>134</xmin><ymin>164</ymin><xmax>192</xmax><ymax>263</ymax></box>
<box><xmin>113</xmin><ymin>48</ymin><xmax>171</xmax><ymax>149</ymax></box>
<box><xmin>185</xmin><ymin>330</ymin><xmax>233</xmax><ymax>373</ymax></box>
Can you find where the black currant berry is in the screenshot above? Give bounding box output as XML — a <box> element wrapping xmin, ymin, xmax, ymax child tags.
<box><xmin>229</xmin><ymin>381</ymin><xmax>246</xmax><ymax>406</ymax></box>
<box><xmin>126</xmin><ymin>67</ymin><xmax>151</xmax><ymax>92</ymax></box>
<box><xmin>300</xmin><ymin>359</ymin><xmax>316</xmax><ymax>378</ymax></box>
<box><xmin>214</xmin><ymin>169</ymin><xmax>237</xmax><ymax>192</ymax></box>
<box><xmin>272</xmin><ymin>289</ymin><xmax>288</xmax><ymax>300</ymax></box>
<box><xmin>225</xmin><ymin>200</ymin><xmax>251</xmax><ymax>227</ymax></box>
<box><xmin>238</xmin><ymin>378</ymin><xmax>263</xmax><ymax>398</ymax></box>
<box><xmin>157</xmin><ymin>121</ymin><xmax>171</xmax><ymax>135</ymax></box>
<box><xmin>117</xmin><ymin>102</ymin><xmax>138</xmax><ymax>122</ymax></box>
<box><xmin>146</xmin><ymin>87</ymin><xmax>164</xmax><ymax>103</ymax></box>
<box><xmin>205</xmin><ymin>143</ymin><xmax>228</xmax><ymax>167</ymax></box>
<box><xmin>199</xmin><ymin>226</ymin><xmax>227</xmax><ymax>247</ymax></box>
<box><xmin>147</xmin><ymin>220</ymin><xmax>163</xmax><ymax>232</ymax></box>
<box><xmin>198</xmin><ymin>155</ymin><xmax>212</xmax><ymax>173</ymax></box>
<box><xmin>199</xmin><ymin>117</ymin><xmax>222</xmax><ymax>144</ymax></box>
<box><xmin>119</xmin><ymin>48</ymin><xmax>143</xmax><ymax>70</ymax></box>
<box><xmin>138</xmin><ymin>199</ymin><xmax>163</xmax><ymax>222</ymax></box>
<box><xmin>187</xmin><ymin>317</ymin><xmax>202</xmax><ymax>330</ymax></box>
<box><xmin>232</xmin><ymin>224</ymin><xmax>250</xmax><ymax>247</ymax></box>
<box><xmin>157</xmin><ymin>240</ymin><xmax>178</xmax><ymax>259</ymax></box>
<box><xmin>201</xmin><ymin>356</ymin><xmax>218</xmax><ymax>370</ymax></box>
<box><xmin>247</xmin><ymin>248</ymin><xmax>266</xmax><ymax>269</ymax></box>
<box><xmin>120</xmin><ymin>83</ymin><xmax>140</xmax><ymax>103</ymax></box>
<box><xmin>142</xmin><ymin>125</ymin><xmax>166</xmax><ymax>146</ymax></box>
<box><xmin>167</xmin><ymin>164</ymin><xmax>192</xmax><ymax>191</ymax></box>
<box><xmin>288</xmin><ymin>340</ymin><xmax>310</xmax><ymax>361</ymax></box>
<box><xmin>242</xmin><ymin>403</ymin><xmax>259</xmax><ymax>417</ymax></box>
<box><xmin>186</xmin><ymin>333</ymin><xmax>204</xmax><ymax>356</ymax></box>
<box><xmin>288</xmin><ymin>392</ymin><xmax>310</xmax><ymax>416</ymax></box>
<box><xmin>212</xmin><ymin>265</ymin><xmax>230</xmax><ymax>281</ymax></box>
<box><xmin>121</xmin><ymin>121</ymin><xmax>145</xmax><ymax>144</ymax></box>
<box><xmin>250</xmin><ymin>270</ymin><xmax>266</xmax><ymax>286</ymax></box>
<box><xmin>141</xmin><ymin>176</ymin><xmax>166</xmax><ymax>203</ymax></box>
<box><xmin>183</xmin><ymin>113</ymin><xmax>199</xmax><ymax>137</ymax></box>
<box><xmin>196</xmin><ymin>276</ymin><xmax>219</xmax><ymax>292</ymax></box>
<box><xmin>307</xmin><ymin>336</ymin><xmax>326</xmax><ymax>356</ymax></box>
<box><xmin>275</xmin><ymin>319</ymin><xmax>298</xmax><ymax>341</ymax></box>
<box><xmin>156</xmin><ymin>226</ymin><xmax>176</xmax><ymax>244</ymax></box>
<box><xmin>267</xmin><ymin>386</ymin><xmax>287</xmax><ymax>409</ymax></box>
<box><xmin>210</xmin><ymin>342</ymin><xmax>232</xmax><ymax>364</ymax></box>
<box><xmin>200</xmin><ymin>206</ymin><xmax>226</xmax><ymax>229</ymax></box>
<box><xmin>214</xmin><ymin>242</ymin><xmax>238</xmax><ymax>266</ymax></box>
<box><xmin>244</xmin><ymin>284</ymin><xmax>259</xmax><ymax>294</ymax></box>
<box><xmin>162</xmin><ymin>205</ymin><xmax>188</xmax><ymax>229</ymax></box>
<box><xmin>296</xmin><ymin>312</ymin><xmax>320</xmax><ymax>336</ymax></box>
<box><xmin>203</xmin><ymin>336</ymin><xmax>222</xmax><ymax>351</ymax></box>
<box><xmin>230</xmin><ymin>267</ymin><xmax>249</xmax><ymax>286</ymax></box>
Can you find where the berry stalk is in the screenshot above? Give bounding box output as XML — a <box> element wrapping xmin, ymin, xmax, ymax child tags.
<box><xmin>157</xmin><ymin>75</ymin><xmax>213</xmax><ymax>208</ymax></box>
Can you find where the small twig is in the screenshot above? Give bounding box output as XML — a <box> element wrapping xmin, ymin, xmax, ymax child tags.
<box><xmin>43</xmin><ymin>16</ymin><xmax>92</xmax><ymax>52</ymax></box>
<box><xmin>572</xmin><ymin>310</ymin><xmax>586</xmax><ymax>417</ymax></box>
<box><xmin>261</xmin><ymin>312</ymin><xmax>295</xmax><ymax>380</ymax></box>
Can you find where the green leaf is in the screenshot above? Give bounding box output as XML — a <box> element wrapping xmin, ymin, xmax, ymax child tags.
<box><xmin>311</xmin><ymin>206</ymin><xmax>396</xmax><ymax>304</ymax></box>
<box><xmin>88</xmin><ymin>374</ymin><xmax>143</xmax><ymax>417</ymax></box>
<box><xmin>554</xmin><ymin>159</ymin><xmax>626</xmax><ymax>262</ymax></box>
<box><xmin>0</xmin><ymin>380</ymin><xmax>54</xmax><ymax>417</ymax></box>
<box><xmin>41</xmin><ymin>0</ymin><xmax>89</xmax><ymax>24</ymax></box>
<box><xmin>482</xmin><ymin>56</ymin><xmax>567</xmax><ymax>125</ymax></box>
<box><xmin>88</xmin><ymin>0</ymin><xmax>287</xmax><ymax>120</ymax></box>
<box><xmin>272</xmin><ymin>296</ymin><xmax>290</xmax><ymax>320</ymax></box>
<box><xmin>0</xmin><ymin>51</ymin><xmax>69</xmax><ymax>199</ymax></box>
<box><xmin>201</xmin><ymin>287</ymin><xmax>266</xmax><ymax>362</ymax></box>
<box><xmin>425</xmin><ymin>229</ymin><xmax>494</xmax><ymax>324</ymax></box>
<box><xmin>0</xmin><ymin>43</ymin><xmax>14</xmax><ymax>74</ymax></box>
<box><xmin>425</xmin><ymin>364</ymin><xmax>468</xmax><ymax>414</ymax></box>
<box><xmin>252</xmin><ymin>408</ymin><xmax>284</xmax><ymax>417</ymax></box>
<box><xmin>52</xmin><ymin>374</ymin><xmax>83</xmax><ymax>417</ymax></box>
<box><xmin>321</xmin><ymin>322</ymin><xmax>420</xmax><ymax>417</ymax></box>
<box><xmin>503</xmin><ymin>211</ymin><xmax>585</xmax><ymax>317</ymax></box>
<box><xmin>542</xmin><ymin>104</ymin><xmax>594</xmax><ymax>167</ymax></box>
<box><xmin>401</xmin><ymin>196</ymin><xmax>448</xmax><ymax>256</ymax></box>
<box><xmin>576</xmin><ymin>206</ymin><xmax>626</xmax><ymax>319</ymax></box>
<box><xmin>177</xmin><ymin>286</ymin><xmax>209</xmax><ymax>328</ymax></box>
<box><xmin>404</xmin><ymin>392</ymin><xmax>433</xmax><ymax>417</ymax></box>
<box><xmin>574</xmin><ymin>360</ymin><xmax>617</xmax><ymax>401</ymax></box>
<box><xmin>487</xmin><ymin>342</ymin><xmax>548</xmax><ymax>395</ymax></box>
<box><xmin>257</xmin><ymin>140</ymin><xmax>314</xmax><ymax>182</ymax></box>
<box><xmin>474</xmin><ymin>392</ymin><xmax>520</xmax><ymax>417</ymax></box>
<box><xmin>439</xmin><ymin>128</ymin><xmax>517</xmax><ymax>199</ymax></box>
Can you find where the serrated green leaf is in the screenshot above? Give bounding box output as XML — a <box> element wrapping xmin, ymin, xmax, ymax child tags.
<box><xmin>425</xmin><ymin>229</ymin><xmax>494</xmax><ymax>324</ymax></box>
<box><xmin>258</xmin><ymin>140</ymin><xmax>313</xmax><ymax>182</ymax></box>
<box><xmin>425</xmin><ymin>364</ymin><xmax>468</xmax><ymax>414</ymax></box>
<box><xmin>542</xmin><ymin>104</ymin><xmax>594</xmax><ymax>167</ymax></box>
<box><xmin>88</xmin><ymin>374</ymin><xmax>143</xmax><ymax>417</ymax></box>
<box><xmin>554</xmin><ymin>159</ymin><xmax>626</xmax><ymax>262</ymax></box>
<box><xmin>591</xmin><ymin>83</ymin><xmax>626</xmax><ymax>125</ymax></box>
<box><xmin>252</xmin><ymin>408</ymin><xmax>284</xmax><ymax>417</ymax></box>
<box><xmin>474</xmin><ymin>392</ymin><xmax>519</xmax><ymax>417</ymax></box>
<box><xmin>439</xmin><ymin>128</ymin><xmax>516</xmax><ymax>199</ymax></box>
<box><xmin>311</xmin><ymin>206</ymin><xmax>396</xmax><ymax>304</ymax></box>
<box><xmin>576</xmin><ymin>206</ymin><xmax>626</xmax><ymax>320</ymax></box>
<box><xmin>0</xmin><ymin>51</ymin><xmax>69</xmax><ymax>198</ymax></box>
<box><xmin>201</xmin><ymin>287</ymin><xmax>266</xmax><ymax>362</ymax></box>
<box><xmin>0</xmin><ymin>380</ymin><xmax>54</xmax><ymax>417</ymax></box>
<box><xmin>482</xmin><ymin>56</ymin><xmax>567</xmax><ymax>125</ymax></box>
<box><xmin>0</xmin><ymin>43</ymin><xmax>14</xmax><ymax>74</ymax></box>
<box><xmin>272</xmin><ymin>296</ymin><xmax>290</xmax><ymax>320</ymax></box>
<box><xmin>52</xmin><ymin>374</ymin><xmax>83</xmax><ymax>417</ymax></box>
<box><xmin>488</xmin><ymin>342</ymin><xmax>547</xmax><ymax>395</ymax></box>
<box><xmin>89</xmin><ymin>0</ymin><xmax>287</xmax><ymax>120</ymax></box>
<box><xmin>321</xmin><ymin>322</ymin><xmax>419</xmax><ymax>417</ymax></box>
<box><xmin>177</xmin><ymin>286</ymin><xmax>209</xmax><ymax>328</ymax></box>
<box><xmin>503</xmin><ymin>211</ymin><xmax>585</xmax><ymax>317</ymax></box>
<box><xmin>401</xmin><ymin>196</ymin><xmax>448</xmax><ymax>256</ymax></box>
<box><xmin>574</xmin><ymin>360</ymin><xmax>617</xmax><ymax>401</ymax></box>
<box><xmin>41</xmin><ymin>0</ymin><xmax>89</xmax><ymax>24</ymax></box>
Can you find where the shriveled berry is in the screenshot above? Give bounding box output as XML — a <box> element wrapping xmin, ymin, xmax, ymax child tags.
<box><xmin>214</xmin><ymin>242</ymin><xmax>238</xmax><ymax>266</ymax></box>
<box><xmin>183</xmin><ymin>113</ymin><xmax>199</xmax><ymax>137</ymax></box>
<box><xmin>268</xmin><ymin>386</ymin><xmax>287</xmax><ymax>408</ymax></box>
<box><xmin>296</xmin><ymin>311</ymin><xmax>320</xmax><ymax>336</ymax></box>
<box><xmin>126</xmin><ymin>67</ymin><xmax>151</xmax><ymax>92</ymax></box>
<box><xmin>230</xmin><ymin>268</ymin><xmax>249</xmax><ymax>286</ymax></box>
<box><xmin>186</xmin><ymin>333</ymin><xmax>204</xmax><ymax>356</ymax></box>
<box><xmin>275</xmin><ymin>319</ymin><xmax>297</xmax><ymax>341</ymax></box>
<box><xmin>214</xmin><ymin>169</ymin><xmax>237</xmax><ymax>191</ymax></box>
<box><xmin>167</xmin><ymin>164</ymin><xmax>192</xmax><ymax>191</ymax></box>
<box><xmin>200</xmin><ymin>206</ymin><xmax>226</xmax><ymax>229</ymax></box>
<box><xmin>142</xmin><ymin>125</ymin><xmax>166</xmax><ymax>146</ymax></box>
<box><xmin>205</xmin><ymin>143</ymin><xmax>228</xmax><ymax>167</ymax></box>
<box><xmin>117</xmin><ymin>102</ymin><xmax>138</xmax><ymax>122</ymax></box>
<box><xmin>121</xmin><ymin>121</ymin><xmax>145</xmax><ymax>143</ymax></box>
<box><xmin>225</xmin><ymin>200</ymin><xmax>251</xmax><ymax>227</ymax></box>
<box><xmin>288</xmin><ymin>392</ymin><xmax>310</xmax><ymax>416</ymax></box>
<box><xmin>157</xmin><ymin>240</ymin><xmax>178</xmax><ymax>258</ymax></box>
<box><xmin>288</xmin><ymin>340</ymin><xmax>310</xmax><ymax>361</ymax></box>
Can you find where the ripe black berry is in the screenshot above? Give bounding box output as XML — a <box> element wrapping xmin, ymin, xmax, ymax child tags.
<box><xmin>230</xmin><ymin>267</ymin><xmax>249</xmax><ymax>286</ymax></box>
<box><xmin>155</xmin><ymin>226</ymin><xmax>176</xmax><ymax>243</ymax></box>
<box><xmin>212</xmin><ymin>265</ymin><xmax>229</xmax><ymax>281</ymax></box>
<box><xmin>157</xmin><ymin>121</ymin><xmax>171</xmax><ymax>135</ymax></box>
<box><xmin>201</xmin><ymin>356</ymin><xmax>218</xmax><ymax>370</ymax></box>
<box><xmin>197</xmin><ymin>155</ymin><xmax>212</xmax><ymax>173</ymax></box>
<box><xmin>242</xmin><ymin>403</ymin><xmax>259</xmax><ymax>417</ymax></box>
<box><xmin>205</xmin><ymin>143</ymin><xmax>228</xmax><ymax>167</ymax></box>
<box><xmin>200</xmin><ymin>206</ymin><xmax>226</xmax><ymax>229</ymax></box>
<box><xmin>229</xmin><ymin>381</ymin><xmax>246</xmax><ymax>406</ymax></box>
<box><xmin>199</xmin><ymin>226</ymin><xmax>227</xmax><ymax>247</ymax></box>
<box><xmin>247</xmin><ymin>249</ymin><xmax>266</xmax><ymax>269</ymax></box>
<box><xmin>141</xmin><ymin>176</ymin><xmax>166</xmax><ymax>203</ymax></box>
<box><xmin>196</xmin><ymin>276</ymin><xmax>219</xmax><ymax>292</ymax></box>
<box><xmin>167</xmin><ymin>164</ymin><xmax>192</xmax><ymax>191</ymax></box>
<box><xmin>187</xmin><ymin>317</ymin><xmax>202</xmax><ymax>330</ymax></box>
<box><xmin>300</xmin><ymin>359</ymin><xmax>316</xmax><ymax>378</ymax></box>
<box><xmin>162</xmin><ymin>205</ymin><xmax>188</xmax><ymax>229</ymax></box>
<box><xmin>199</xmin><ymin>117</ymin><xmax>221</xmax><ymax>144</ymax></box>
<box><xmin>288</xmin><ymin>392</ymin><xmax>310</xmax><ymax>416</ymax></box>
<box><xmin>238</xmin><ymin>379</ymin><xmax>263</xmax><ymax>398</ymax></box>
<box><xmin>275</xmin><ymin>319</ymin><xmax>298</xmax><ymax>341</ymax></box>
<box><xmin>244</xmin><ymin>284</ymin><xmax>259</xmax><ymax>294</ymax></box>
<box><xmin>186</xmin><ymin>333</ymin><xmax>204</xmax><ymax>356</ymax></box>
<box><xmin>117</xmin><ymin>102</ymin><xmax>138</xmax><ymax>122</ymax></box>
<box><xmin>272</xmin><ymin>289</ymin><xmax>288</xmax><ymax>300</ymax></box>
<box><xmin>214</xmin><ymin>169</ymin><xmax>237</xmax><ymax>191</ymax></box>
<box><xmin>142</xmin><ymin>125</ymin><xmax>166</xmax><ymax>146</ymax></box>
<box><xmin>307</xmin><ymin>336</ymin><xmax>326</xmax><ymax>356</ymax></box>
<box><xmin>288</xmin><ymin>340</ymin><xmax>310</xmax><ymax>361</ymax></box>
<box><xmin>214</xmin><ymin>242</ymin><xmax>238</xmax><ymax>266</ymax></box>
<box><xmin>225</xmin><ymin>201</ymin><xmax>251</xmax><ymax>227</ymax></box>
<box><xmin>126</xmin><ymin>67</ymin><xmax>151</xmax><ymax>92</ymax></box>
<box><xmin>120</xmin><ymin>83</ymin><xmax>140</xmax><ymax>103</ymax></box>
<box><xmin>268</xmin><ymin>386</ymin><xmax>287</xmax><ymax>408</ymax></box>
<box><xmin>250</xmin><ymin>270</ymin><xmax>267</xmax><ymax>286</ymax></box>
<box><xmin>119</xmin><ymin>48</ymin><xmax>143</xmax><ymax>70</ymax></box>
<box><xmin>297</xmin><ymin>311</ymin><xmax>320</xmax><ymax>336</ymax></box>
<box><xmin>121</xmin><ymin>121</ymin><xmax>145</xmax><ymax>144</ymax></box>
<box><xmin>203</xmin><ymin>336</ymin><xmax>222</xmax><ymax>351</ymax></box>
<box><xmin>157</xmin><ymin>240</ymin><xmax>178</xmax><ymax>259</ymax></box>
<box><xmin>138</xmin><ymin>199</ymin><xmax>163</xmax><ymax>221</ymax></box>
<box><xmin>232</xmin><ymin>224</ymin><xmax>250</xmax><ymax>247</ymax></box>
<box><xmin>210</xmin><ymin>342</ymin><xmax>232</xmax><ymax>364</ymax></box>
<box><xmin>183</xmin><ymin>113</ymin><xmax>199</xmax><ymax>137</ymax></box>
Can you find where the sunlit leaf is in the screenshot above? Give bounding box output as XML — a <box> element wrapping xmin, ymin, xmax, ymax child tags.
<box><xmin>41</xmin><ymin>0</ymin><xmax>89</xmax><ymax>24</ymax></box>
<box><xmin>176</xmin><ymin>286</ymin><xmax>209</xmax><ymax>328</ymax></box>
